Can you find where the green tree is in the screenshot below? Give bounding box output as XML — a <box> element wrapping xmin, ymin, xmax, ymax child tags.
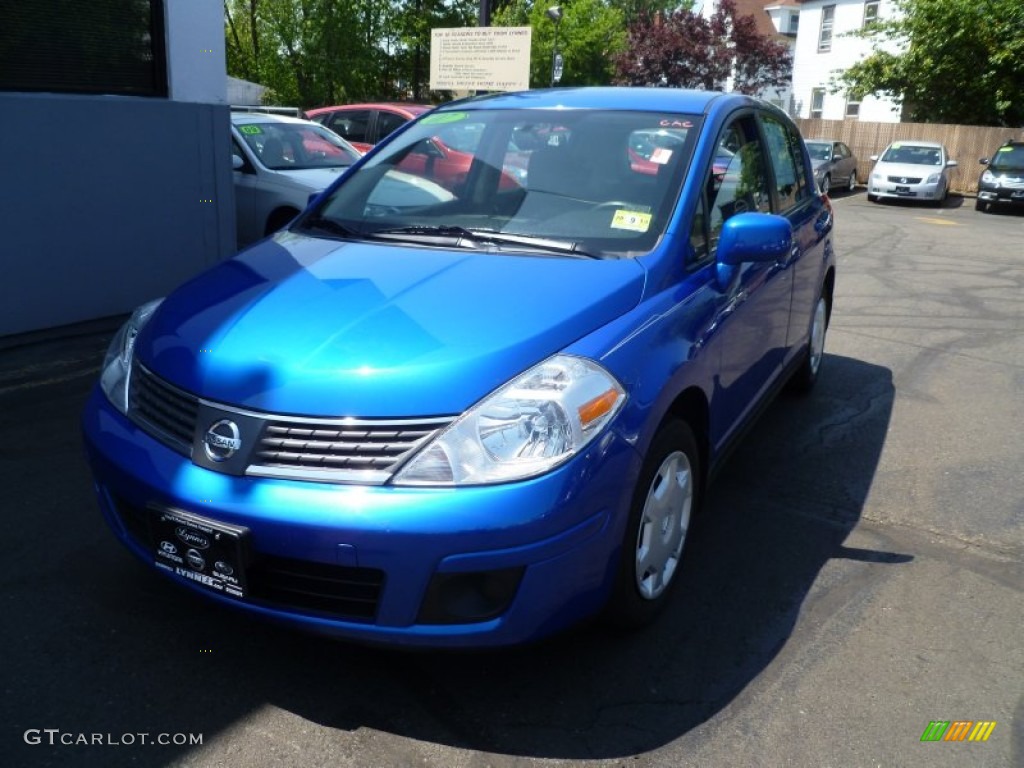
<box><xmin>225</xmin><ymin>0</ymin><xmax>399</xmax><ymax>108</ymax></box>
<box><xmin>492</xmin><ymin>0</ymin><xmax>626</xmax><ymax>87</ymax></box>
<box><xmin>834</xmin><ymin>0</ymin><xmax>1024</xmax><ymax>126</ymax></box>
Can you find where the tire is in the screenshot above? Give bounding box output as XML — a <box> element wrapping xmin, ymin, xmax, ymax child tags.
<box><xmin>820</xmin><ymin>174</ymin><xmax>831</xmax><ymax>195</ymax></box>
<box><xmin>975</xmin><ymin>198</ymin><xmax>990</xmax><ymax>213</ymax></box>
<box><xmin>790</xmin><ymin>291</ymin><xmax>829</xmax><ymax>393</ymax></box>
<box><xmin>846</xmin><ymin>173</ymin><xmax>857</xmax><ymax>193</ymax></box>
<box><xmin>606</xmin><ymin>420</ymin><xmax>701</xmax><ymax>627</ymax></box>
<box><xmin>867</xmin><ymin>193</ymin><xmax>878</xmax><ymax>203</ymax></box>
<box><xmin>265</xmin><ymin>208</ymin><xmax>299</xmax><ymax>236</ymax></box>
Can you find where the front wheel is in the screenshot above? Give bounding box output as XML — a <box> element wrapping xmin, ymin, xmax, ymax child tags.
<box><xmin>820</xmin><ymin>174</ymin><xmax>831</xmax><ymax>195</ymax></box>
<box><xmin>847</xmin><ymin>173</ymin><xmax>857</xmax><ymax>193</ymax></box>
<box><xmin>790</xmin><ymin>292</ymin><xmax>829</xmax><ymax>393</ymax></box>
<box><xmin>606</xmin><ymin>420</ymin><xmax>700</xmax><ymax>627</ymax></box>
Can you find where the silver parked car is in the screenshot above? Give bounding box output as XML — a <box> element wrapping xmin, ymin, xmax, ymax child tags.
<box><xmin>867</xmin><ymin>141</ymin><xmax>957</xmax><ymax>205</ymax></box>
<box><xmin>806</xmin><ymin>139</ymin><xmax>858</xmax><ymax>195</ymax></box>
<box><xmin>230</xmin><ymin>112</ymin><xmax>362</xmax><ymax>246</ymax></box>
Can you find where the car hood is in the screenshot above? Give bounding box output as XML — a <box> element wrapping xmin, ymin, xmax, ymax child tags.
<box><xmin>810</xmin><ymin>158</ymin><xmax>830</xmax><ymax>171</ymax></box>
<box><xmin>273</xmin><ymin>166</ymin><xmax>351</xmax><ymax>191</ymax></box>
<box><xmin>138</xmin><ymin>232</ymin><xmax>646</xmax><ymax>417</ymax></box>
<box><xmin>873</xmin><ymin>162</ymin><xmax>943</xmax><ymax>178</ymax></box>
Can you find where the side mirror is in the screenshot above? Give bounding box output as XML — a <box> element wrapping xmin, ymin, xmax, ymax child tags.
<box><xmin>946</xmin><ymin>160</ymin><xmax>958</xmax><ymax>168</ymax></box>
<box><xmin>717</xmin><ymin>213</ymin><xmax>792</xmax><ymax>266</ymax></box>
<box><xmin>232</xmin><ymin>154</ymin><xmax>244</xmax><ymax>171</ymax></box>
<box><xmin>869</xmin><ymin>155</ymin><xmax>879</xmax><ymax>162</ymax></box>
<box><xmin>979</xmin><ymin>157</ymin><xmax>990</xmax><ymax>165</ymax></box>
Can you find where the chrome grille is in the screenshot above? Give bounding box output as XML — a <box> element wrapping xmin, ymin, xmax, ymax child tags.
<box><xmin>252</xmin><ymin>419</ymin><xmax>450</xmax><ymax>482</ymax></box>
<box><xmin>888</xmin><ymin>176</ymin><xmax>922</xmax><ymax>184</ymax></box>
<box><xmin>127</xmin><ymin>365</ymin><xmax>451</xmax><ymax>484</ymax></box>
<box><xmin>129</xmin><ymin>364</ymin><xmax>199</xmax><ymax>455</ymax></box>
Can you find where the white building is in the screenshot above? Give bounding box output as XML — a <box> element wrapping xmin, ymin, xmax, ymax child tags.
<box><xmin>696</xmin><ymin>0</ymin><xmax>798</xmax><ymax>113</ymax></box>
<box><xmin>790</xmin><ymin>0</ymin><xmax>903</xmax><ymax>121</ymax></box>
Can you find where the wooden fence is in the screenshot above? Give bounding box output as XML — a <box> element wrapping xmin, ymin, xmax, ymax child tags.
<box><xmin>794</xmin><ymin>119</ymin><xmax>1023</xmax><ymax>194</ymax></box>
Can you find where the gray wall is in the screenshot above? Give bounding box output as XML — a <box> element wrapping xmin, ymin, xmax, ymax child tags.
<box><xmin>1</xmin><ymin>92</ymin><xmax>236</xmax><ymax>337</ymax></box>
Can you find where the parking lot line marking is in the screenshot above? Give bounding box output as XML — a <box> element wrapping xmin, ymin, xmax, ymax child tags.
<box><xmin>914</xmin><ymin>217</ymin><xmax>961</xmax><ymax>226</ymax></box>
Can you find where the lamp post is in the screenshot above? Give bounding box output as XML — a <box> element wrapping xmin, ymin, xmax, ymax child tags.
<box><xmin>546</xmin><ymin>6</ymin><xmax>563</xmax><ymax>87</ymax></box>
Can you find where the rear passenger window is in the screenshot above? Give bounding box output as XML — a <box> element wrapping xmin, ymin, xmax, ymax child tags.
<box><xmin>377</xmin><ymin>111</ymin><xmax>408</xmax><ymax>142</ymax></box>
<box><xmin>761</xmin><ymin>114</ymin><xmax>811</xmax><ymax>212</ymax></box>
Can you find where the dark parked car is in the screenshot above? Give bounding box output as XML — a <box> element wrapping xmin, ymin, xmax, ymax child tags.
<box><xmin>82</xmin><ymin>88</ymin><xmax>836</xmax><ymax>648</ymax></box>
<box><xmin>805</xmin><ymin>139</ymin><xmax>858</xmax><ymax>195</ymax></box>
<box><xmin>976</xmin><ymin>140</ymin><xmax>1024</xmax><ymax>212</ymax></box>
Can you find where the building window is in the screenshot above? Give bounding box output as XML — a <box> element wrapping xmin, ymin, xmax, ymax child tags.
<box><xmin>818</xmin><ymin>5</ymin><xmax>836</xmax><ymax>52</ymax></box>
<box><xmin>0</xmin><ymin>1</ymin><xmax>167</xmax><ymax>97</ymax></box>
<box><xmin>790</xmin><ymin>13</ymin><xmax>800</xmax><ymax>35</ymax></box>
<box><xmin>810</xmin><ymin>88</ymin><xmax>826</xmax><ymax>119</ymax></box>
<box><xmin>845</xmin><ymin>94</ymin><xmax>862</xmax><ymax>118</ymax></box>
<box><xmin>863</xmin><ymin>0</ymin><xmax>880</xmax><ymax>28</ymax></box>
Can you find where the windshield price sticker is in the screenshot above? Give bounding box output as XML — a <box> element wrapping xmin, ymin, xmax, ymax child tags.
<box><xmin>611</xmin><ymin>210</ymin><xmax>652</xmax><ymax>232</ymax></box>
<box><xmin>421</xmin><ymin>112</ymin><xmax>469</xmax><ymax>126</ymax></box>
<box><xmin>239</xmin><ymin>125</ymin><xmax>263</xmax><ymax>135</ymax></box>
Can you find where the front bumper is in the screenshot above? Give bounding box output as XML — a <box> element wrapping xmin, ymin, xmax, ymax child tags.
<box><xmin>81</xmin><ymin>387</ymin><xmax>641</xmax><ymax>647</ymax></box>
<box><xmin>869</xmin><ymin>177</ymin><xmax>945</xmax><ymax>200</ymax></box>
<box><xmin>977</xmin><ymin>183</ymin><xmax>1024</xmax><ymax>206</ymax></box>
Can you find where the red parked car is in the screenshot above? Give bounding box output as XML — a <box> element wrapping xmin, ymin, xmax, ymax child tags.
<box><xmin>305</xmin><ymin>103</ymin><xmax>430</xmax><ymax>153</ymax></box>
<box><xmin>306</xmin><ymin>102</ymin><xmax>522</xmax><ymax>193</ymax></box>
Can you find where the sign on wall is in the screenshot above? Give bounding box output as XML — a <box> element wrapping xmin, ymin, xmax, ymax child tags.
<box><xmin>429</xmin><ymin>27</ymin><xmax>532</xmax><ymax>92</ymax></box>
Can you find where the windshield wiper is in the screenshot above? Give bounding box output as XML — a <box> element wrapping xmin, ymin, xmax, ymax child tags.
<box><xmin>371</xmin><ymin>225</ymin><xmax>595</xmax><ymax>258</ymax></box>
<box><xmin>297</xmin><ymin>215</ymin><xmax>360</xmax><ymax>239</ymax></box>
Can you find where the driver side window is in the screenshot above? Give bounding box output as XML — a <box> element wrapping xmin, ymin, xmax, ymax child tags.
<box><xmin>707</xmin><ymin>117</ymin><xmax>771</xmax><ymax>253</ymax></box>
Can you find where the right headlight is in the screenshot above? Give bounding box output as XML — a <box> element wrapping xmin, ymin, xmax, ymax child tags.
<box><xmin>393</xmin><ymin>354</ymin><xmax>626</xmax><ymax>486</ymax></box>
<box><xmin>981</xmin><ymin>170</ymin><xmax>996</xmax><ymax>184</ymax></box>
<box><xmin>99</xmin><ymin>298</ymin><xmax>163</xmax><ymax>414</ymax></box>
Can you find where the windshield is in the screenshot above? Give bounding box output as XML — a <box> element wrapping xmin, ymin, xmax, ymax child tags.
<box><xmin>297</xmin><ymin>108</ymin><xmax>701</xmax><ymax>259</ymax></box>
<box><xmin>880</xmin><ymin>144</ymin><xmax>942</xmax><ymax>166</ymax></box>
<box><xmin>237</xmin><ymin>121</ymin><xmax>361</xmax><ymax>170</ymax></box>
<box><xmin>806</xmin><ymin>142</ymin><xmax>832</xmax><ymax>161</ymax></box>
<box><xmin>989</xmin><ymin>145</ymin><xmax>1024</xmax><ymax>173</ymax></box>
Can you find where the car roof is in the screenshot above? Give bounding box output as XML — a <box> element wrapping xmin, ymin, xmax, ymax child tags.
<box><xmin>806</xmin><ymin>138</ymin><xmax>839</xmax><ymax>143</ymax></box>
<box><xmin>885</xmin><ymin>140</ymin><xmax>944</xmax><ymax>149</ymax></box>
<box><xmin>306</xmin><ymin>103</ymin><xmax>431</xmax><ymax>118</ymax></box>
<box><xmin>442</xmin><ymin>87</ymin><xmax>743</xmax><ymax>116</ymax></box>
<box><xmin>231</xmin><ymin>112</ymin><xmax>320</xmax><ymax>127</ymax></box>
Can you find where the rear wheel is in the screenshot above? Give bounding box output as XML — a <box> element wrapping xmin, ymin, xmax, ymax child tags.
<box><xmin>790</xmin><ymin>291</ymin><xmax>829</xmax><ymax>393</ymax></box>
<box><xmin>606</xmin><ymin>420</ymin><xmax>700</xmax><ymax>627</ymax></box>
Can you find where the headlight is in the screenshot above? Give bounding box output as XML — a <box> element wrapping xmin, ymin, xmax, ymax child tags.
<box><xmin>871</xmin><ymin>173</ymin><xmax>881</xmax><ymax>182</ymax></box>
<box><xmin>926</xmin><ymin>173</ymin><xmax>941</xmax><ymax>184</ymax></box>
<box><xmin>99</xmin><ymin>298</ymin><xmax>163</xmax><ymax>413</ymax></box>
<box><xmin>981</xmin><ymin>170</ymin><xmax>995</xmax><ymax>183</ymax></box>
<box><xmin>394</xmin><ymin>354</ymin><xmax>626</xmax><ymax>486</ymax></box>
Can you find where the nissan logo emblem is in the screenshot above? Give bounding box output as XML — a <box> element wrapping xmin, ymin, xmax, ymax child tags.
<box><xmin>204</xmin><ymin>419</ymin><xmax>241</xmax><ymax>462</ymax></box>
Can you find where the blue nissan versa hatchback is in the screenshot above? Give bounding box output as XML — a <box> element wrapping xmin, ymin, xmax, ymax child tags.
<box><xmin>82</xmin><ymin>88</ymin><xmax>835</xmax><ymax>648</ymax></box>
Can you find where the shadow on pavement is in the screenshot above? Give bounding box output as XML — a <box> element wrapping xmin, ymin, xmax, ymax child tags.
<box><xmin>2</xmin><ymin>340</ymin><xmax>896</xmax><ymax>764</ymax></box>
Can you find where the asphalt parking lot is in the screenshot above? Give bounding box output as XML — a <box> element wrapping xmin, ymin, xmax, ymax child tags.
<box><xmin>2</xmin><ymin>192</ymin><xmax>1021</xmax><ymax>767</ymax></box>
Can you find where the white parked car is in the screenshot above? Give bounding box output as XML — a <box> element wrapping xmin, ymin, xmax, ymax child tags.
<box><xmin>230</xmin><ymin>112</ymin><xmax>362</xmax><ymax>246</ymax></box>
<box><xmin>867</xmin><ymin>141</ymin><xmax>957</xmax><ymax>205</ymax></box>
